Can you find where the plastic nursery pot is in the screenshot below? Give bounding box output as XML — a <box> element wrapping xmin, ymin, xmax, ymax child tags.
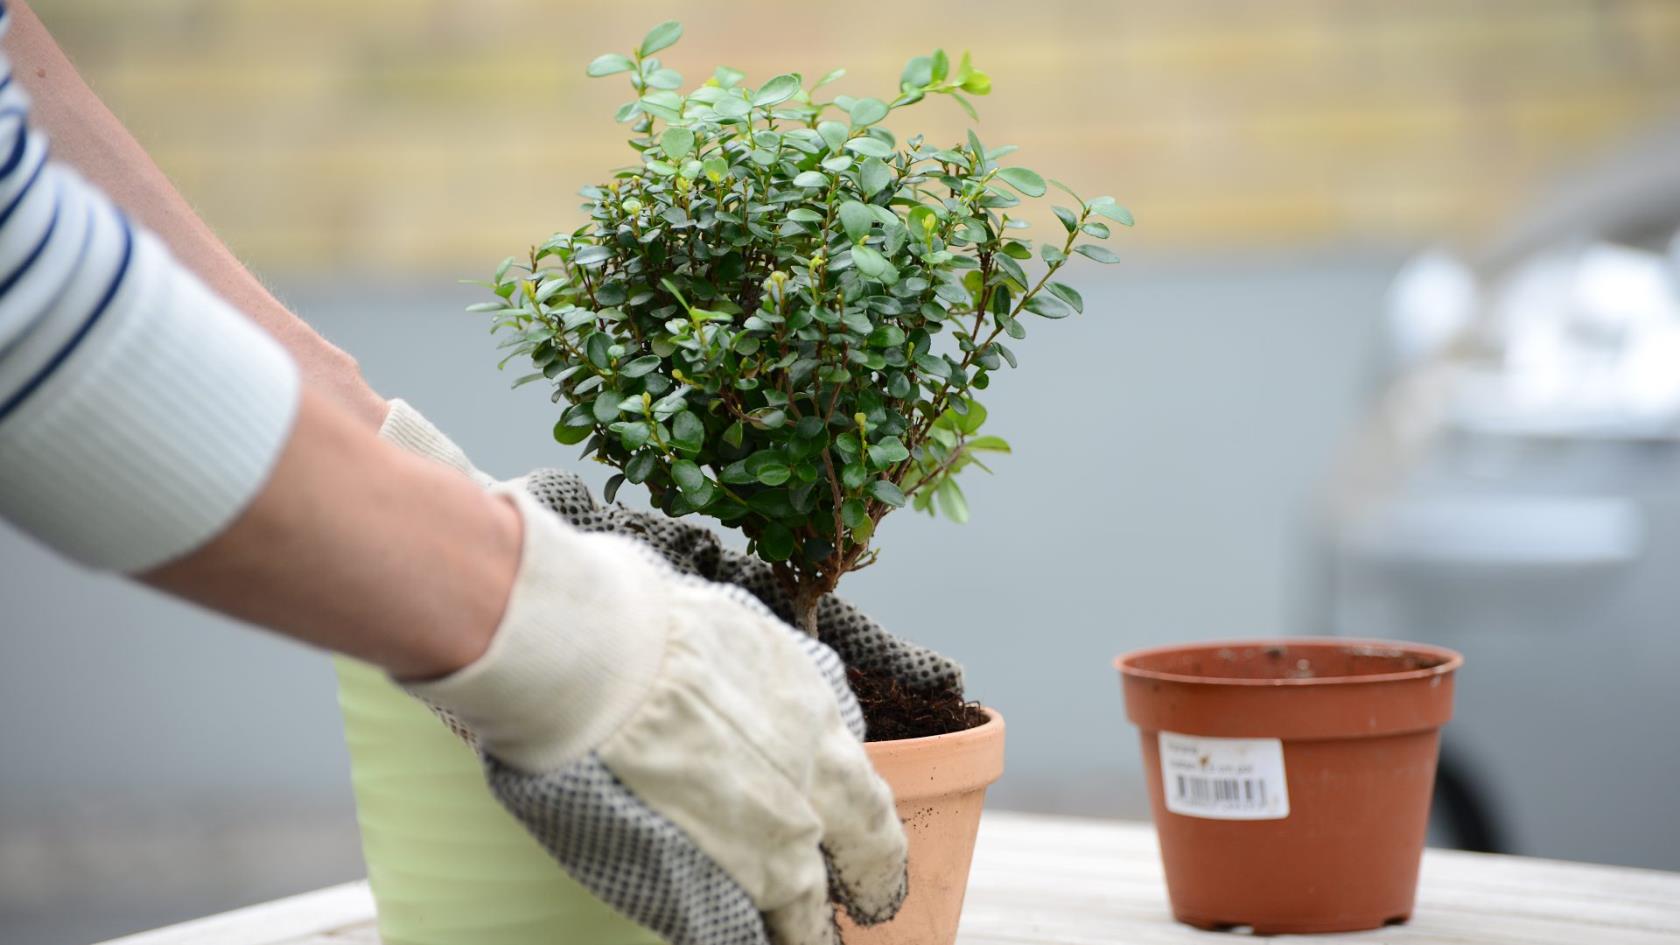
<box><xmin>1117</xmin><ymin>639</ymin><xmax>1461</xmax><ymax>935</ymax></box>
<box><xmin>335</xmin><ymin>657</ymin><xmax>661</xmax><ymax>945</ymax></box>
<box><xmin>839</xmin><ymin>708</ymin><xmax>1006</xmax><ymax>945</ymax></box>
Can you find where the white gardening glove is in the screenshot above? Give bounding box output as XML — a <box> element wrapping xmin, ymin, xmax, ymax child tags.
<box><xmin>380</xmin><ymin>408</ymin><xmax>909</xmax><ymax>945</ymax></box>
<box><xmin>380</xmin><ymin>400</ymin><xmax>964</xmax><ymax>701</ymax></box>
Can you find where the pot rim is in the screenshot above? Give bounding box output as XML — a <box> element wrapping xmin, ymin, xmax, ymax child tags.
<box><xmin>1115</xmin><ymin>637</ymin><xmax>1463</xmax><ymax>688</ymax></box>
<box><xmin>864</xmin><ymin>705</ymin><xmax>1002</xmax><ymax>751</ymax></box>
<box><xmin>863</xmin><ymin>706</ymin><xmax>1004</xmax><ymax>800</ymax></box>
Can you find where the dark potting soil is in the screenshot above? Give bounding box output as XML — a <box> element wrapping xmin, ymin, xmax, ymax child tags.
<box><xmin>847</xmin><ymin>664</ymin><xmax>988</xmax><ymax>742</ymax></box>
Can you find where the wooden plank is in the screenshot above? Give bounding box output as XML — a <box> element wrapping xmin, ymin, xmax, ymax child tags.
<box><xmin>92</xmin><ymin>813</ymin><xmax>1680</xmax><ymax>944</ymax></box>
<box><xmin>956</xmin><ymin>814</ymin><xmax>1680</xmax><ymax>945</ymax></box>
<box><xmin>93</xmin><ymin>882</ymin><xmax>375</xmax><ymax>945</ymax></box>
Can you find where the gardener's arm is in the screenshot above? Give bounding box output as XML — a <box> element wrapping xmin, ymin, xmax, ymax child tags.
<box><xmin>142</xmin><ymin>389</ymin><xmax>514</xmax><ymax>679</ymax></box>
<box><xmin>2</xmin><ymin>0</ymin><xmax>387</xmax><ymax>428</ymax></box>
<box><xmin>0</xmin><ymin>6</ymin><xmax>503</xmax><ymax>676</ymax></box>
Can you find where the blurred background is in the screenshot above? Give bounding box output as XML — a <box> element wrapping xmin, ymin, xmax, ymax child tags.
<box><xmin>5</xmin><ymin>1</ymin><xmax>1680</xmax><ymax>942</ymax></box>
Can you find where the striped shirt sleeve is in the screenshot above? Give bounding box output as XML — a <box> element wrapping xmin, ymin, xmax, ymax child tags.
<box><xmin>0</xmin><ymin>2</ymin><xmax>301</xmax><ymax>572</ymax></box>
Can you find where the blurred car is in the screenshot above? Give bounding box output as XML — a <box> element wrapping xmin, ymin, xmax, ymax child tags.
<box><xmin>1319</xmin><ymin>121</ymin><xmax>1680</xmax><ymax>870</ymax></box>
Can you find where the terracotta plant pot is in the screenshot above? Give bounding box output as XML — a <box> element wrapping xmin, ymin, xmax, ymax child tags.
<box><xmin>1117</xmin><ymin>639</ymin><xmax>1461</xmax><ymax>934</ymax></box>
<box><xmin>839</xmin><ymin>708</ymin><xmax>1006</xmax><ymax>945</ymax></box>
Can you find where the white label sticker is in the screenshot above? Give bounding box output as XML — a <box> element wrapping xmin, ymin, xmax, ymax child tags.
<box><xmin>1158</xmin><ymin>731</ymin><xmax>1290</xmax><ymax>820</ymax></box>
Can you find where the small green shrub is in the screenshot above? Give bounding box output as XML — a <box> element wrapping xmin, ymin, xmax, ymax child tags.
<box><xmin>475</xmin><ymin>21</ymin><xmax>1130</xmax><ymax>630</ymax></box>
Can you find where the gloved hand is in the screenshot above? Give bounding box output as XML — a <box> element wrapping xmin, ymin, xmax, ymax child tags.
<box><xmin>379</xmin><ymin>399</ymin><xmax>964</xmax><ymax>702</ymax></box>
<box><xmin>404</xmin><ymin>485</ymin><xmax>908</xmax><ymax>945</ymax></box>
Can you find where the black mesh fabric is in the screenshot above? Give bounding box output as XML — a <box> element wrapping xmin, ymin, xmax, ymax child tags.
<box><xmin>522</xmin><ymin>469</ymin><xmax>963</xmax><ymax>699</ymax></box>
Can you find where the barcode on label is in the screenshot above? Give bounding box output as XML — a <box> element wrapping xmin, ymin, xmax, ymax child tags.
<box><xmin>1158</xmin><ymin>731</ymin><xmax>1290</xmax><ymax>820</ymax></box>
<box><xmin>1175</xmin><ymin>774</ymin><xmax>1268</xmax><ymax>809</ymax></box>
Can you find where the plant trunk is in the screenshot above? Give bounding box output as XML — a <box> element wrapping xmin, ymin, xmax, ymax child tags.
<box><xmin>775</xmin><ymin>563</ymin><xmax>833</xmax><ymax>637</ymax></box>
<box><xmin>792</xmin><ymin>584</ymin><xmax>823</xmax><ymax>637</ymax></box>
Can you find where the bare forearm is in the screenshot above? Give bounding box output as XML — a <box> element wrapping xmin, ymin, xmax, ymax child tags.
<box><xmin>5</xmin><ymin>1</ymin><xmax>387</xmax><ymax>428</ymax></box>
<box><xmin>143</xmin><ymin>389</ymin><xmax>516</xmax><ymax>679</ymax></box>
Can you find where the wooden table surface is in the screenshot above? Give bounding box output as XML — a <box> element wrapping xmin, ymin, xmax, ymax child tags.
<box><xmin>97</xmin><ymin>812</ymin><xmax>1680</xmax><ymax>945</ymax></box>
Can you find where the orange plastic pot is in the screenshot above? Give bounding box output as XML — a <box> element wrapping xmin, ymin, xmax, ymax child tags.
<box><xmin>1117</xmin><ymin>639</ymin><xmax>1461</xmax><ymax>934</ymax></box>
<box><xmin>839</xmin><ymin>708</ymin><xmax>1005</xmax><ymax>945</ymax></box>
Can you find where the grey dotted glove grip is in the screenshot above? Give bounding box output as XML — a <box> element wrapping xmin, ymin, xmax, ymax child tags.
<box><xmin>481</xmin><ymin>585</ymin><xmax>896</xmax><ymax>945</ymax></box>
<box><xmin>522</xmin><ymin>468</ymin><xmax>964</xmax><ymax>701</ymax></box>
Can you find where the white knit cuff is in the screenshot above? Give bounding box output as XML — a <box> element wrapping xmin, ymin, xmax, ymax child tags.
<box><xmin>0</xmin><ymin>229</ymin><xmax>300</xmax><ymax>572</ymax></box>
<box><xmin>377</xmin><ymin>398</ymin><xmax>491</xmax><ymax>485</ymax></box>
<box><xmin>404</xmin><ymin>487</ymin><xmax>672</xmax><ymax>773</ymax></box>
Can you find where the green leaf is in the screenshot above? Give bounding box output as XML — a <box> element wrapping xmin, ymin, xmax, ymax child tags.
<box><xmin>671</xmin><ymin>411</ymin><xmax>705</xmax><ymax>453</ymax></box>
<box><xmin>1053</xmin><ymin>206</ymin><xmax>1079</xmax><ymax>233</ymax></box>
<box><xmin>868</xmin><ymin>323</ymin><xmax>906</xmax><ymax>347</ymax></box>
<box><xmin>645</xmin><ymin>68</ymin><xmax>683</xmax><ymax>90</ymax></box>
<box><xmin>838</xmin><ymin>201</ymin><xmax>874</xmax><ymax>243</ymax></box>
<box><xmin>907</xmin><ymin>205</ymin><xmax>939</xmax><ymax>244</ymax></box>
<box><xmin>593</xmin><ymin>390</ymin><xmax>624</xmax><ymax>423</ymax></box>
<box><xmin>916</xmin><ymin>353</ymin><xmax>953</xmax><ymax>379</ymax></box>
<box><xmin>1048</xmin><ymin>178</ymin><xmax>1084</xmax><ymax>203</ymax></box>
<box><xmin>867</xmin><ymin>436</ymin><xmax>910</xmax><ymax>467</ymax></box>
<box><xmin>948</xmin><ymin>90</ymin><xmax>980</xmax><ymax>120</ymax></box>
<box><xmin>723</xmin><ymin>420</ymin><xmax>746</xmax><ymax>448</ymax></box>
<box><xmin>1089</xmin><ymin>196</ymin><xmax>1135</xmax><ymax>226</ymax></box>
<box><xmin>844</xmin><ymin>137</ymin><xmax>893</xmax><ymax>159</ymax></box>
<box><xmin>625</xmin><ymin>450</ymin><xmax>658</xmax><ymax>483</ymax></box>
<box><xmin>997</xmin><ymin>166</ymin><xmax>1047</xmax><ymax>197</ymax></box>
<box><xmin>612</xmin><ymin>420</ymin><xmax>652</xmax><ymax>450</ymax></box>
<box><xmin>586</xmin><ymin>332</ymin><xmax>612</xmax><ymax>368</ymax></box>
<box><xmin>587</xmin><ymin>53</ymin><xmax>636</xmax><ymax>77</ymax></box>
<box><xmin>659</xmin><ymin>127</ymin><xmax>695</xmax><ymax>161</ymax></box>
<box><xmin>870</xmin><ymin>479</ymin><xmax>908</xmax><ymax>507</ymax></box>
<box><xmin>848</xmin><ymin>97</ymin><xmax>889</xmax><ymax>126</ymax></box>
<box><xmin>814</xmin><ymin>67</ymin><xmax>847</xmax><ymax>88</ymax></box>
<box><xmin>755</xmin><ymin>463</ymin><xmax>792</xmax><ymax>486</ymax></box>
<box><xmin>671</xmin><ymin>458</ymin><xmax>706</xmax><ymax>494</ymax></box>
<box><xmin>753</xmin><ymin>73</ymin><xmax>802</xmax><ymax>107</ymax></box>
<box><xmin>851</xmin><ymin>245</ymin><xmax>898</xmax><ymax>284</ymax></box>
<box><xmin>841</xmin><ymin>497</ymin><xmax>869</xmax><ymax>529</ymax></box>
<box><xmin>900</xmin><ymin>55</ymin><xmax>933</xmax><ymax>89</ymax></box>
<box><xmin>620</xmin><ymin>354</ymin><xmax>663</xmax><ymax>377</ymax></box>
<box><xmin>1047</xmin><ymin>281</ymin><xmax>1084</xmax><ymax>313</ymax></box>
<box><xmin>1024</xmin><ymin>292</ymin><xmax>1073</xmax><ymax>319</ymax></box>
<box><xmin>756</xmin><ymin>522</ymin><xmax>795</xmax><ymax>561</ymax></box>
<box><xmin>638</xmin><ymin>21</ymin><xmax>683</xmax><ymax>57</ymax></box>
<box><xmin>712</xmin><ymin>95</ymin><xmax>750</xmax><ymax>119</ymax></box>
<box><xmin>792</xmin><ymin>170</ymin><xmax>829</xmax><ymax>188</ymax></box>
<box><xmin>553</xmin><ymin>418</ymin><xmax>591</xmax><ymax>445</ymax></box>
<box><xmin>967</xmin><ymin>435</ymin><xmax>1012</xmax><ymax>453</ymax></box>
<box><xmin>859</xmin><ymin>159</ymin><xmax>892</xmax><ymax>197</ymax></box>
<box><xmin>603</xmin><ymin>474</ymin><xmax>626</xmax><ymax>504</ymax></box>
<box><xmin>936</xmin><ymin>479</ymin><xmax>970</xmax><ymax>523</ymax></box>
<box><xmin>817</xmin><ymin>121</ymin><xmax>849</xmax><ymax>153</ymax></box>
<box><xmin>573</xmin><ymin>245</ymin><xmax>611</xmax><ymax>267</ymax></box>
<box><xmin>1075</xmin><ymin>244</ymin><xmax>1121</xmax><ymax>264</ymax></box>
<box><xmin>786</xmin><ymin>207</ymin><xmax>825</xmax><ymax>223</ymax></box>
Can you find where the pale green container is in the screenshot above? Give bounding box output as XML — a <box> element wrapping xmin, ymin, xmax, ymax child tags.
<box><xmin>336</xmin><ymin>657</ymin><xmax>665</xmax><ymax>945</ymax></box>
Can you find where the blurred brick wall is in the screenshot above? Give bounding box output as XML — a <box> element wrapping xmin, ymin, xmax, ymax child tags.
<box><xmin>33</xmin><ymin>0</ymin><xmax>1680</xmax><ymax>273</ymax></box>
